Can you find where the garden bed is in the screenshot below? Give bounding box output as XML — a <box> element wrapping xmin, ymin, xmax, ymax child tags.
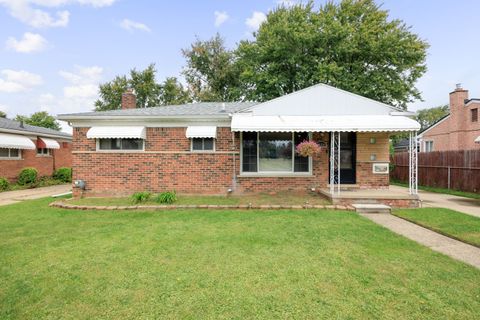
<box><xmin>54</xmin><ymin>191</ymin><xmax>340</xmax><ymax>210</ymax></box>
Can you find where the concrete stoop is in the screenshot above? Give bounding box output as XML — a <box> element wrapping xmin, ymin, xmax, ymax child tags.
<box><xmin>352</xmin><ymin>203</ymin><xmax>392</xmax><ymax>214</ymax></box>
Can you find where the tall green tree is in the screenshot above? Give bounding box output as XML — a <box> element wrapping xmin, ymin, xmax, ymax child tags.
<box><xmin>0</xmin><ymin>111</ymin><xmax>6</xmax><ymax>118</ymax></box>
<box><xmin>182</xmin><ymin>34</ymin><xmax>241</xmax><ymax>102</ymax></box>
<box><xmin>415</xmin><ymin>105</ymin><xmax>449</xmax><ymax>131</ymax></box>
<box><xmin>15</xmin><ymin>111</ymin><xmax>61</xmax><ymax>131</ymax></box>
<box><xmin>95</xmin><ymin>64</ymin><xmax>161</xmax><ymax>111</ymax></box>
<box><xmin>159</xmin><ymin>77</ymin><xmax>191</xmax><ymax>105</ymax></box>
<box><xmin>236</xmin><ymin>0</ymin><xmax>429</xmax><ymax>108</ymax></box>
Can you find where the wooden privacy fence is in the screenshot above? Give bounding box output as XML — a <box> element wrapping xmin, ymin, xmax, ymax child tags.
<box><xmin>391</xmin><ymin>149</ymin><xmax>480</xmax><ymax>193</ymax></box>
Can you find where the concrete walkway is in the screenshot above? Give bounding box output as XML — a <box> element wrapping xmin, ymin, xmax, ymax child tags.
<box><xmin>390</xmin><ymin>185</ymin><xmax>480</xmax><ymax>217</ymax></box>
<box><xmin>0</xmin><ymin>184</ymin><xmax>71</xmax><ymax>206</ymax></box>
<box><xmin>362</xmin><ymin>213</ymin><xmax>480</xmax><ymax>269</ymax></box>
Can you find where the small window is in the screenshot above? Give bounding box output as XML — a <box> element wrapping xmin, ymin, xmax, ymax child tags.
<box><xmin>471</xmin><ymin>108</ymin><xmax>478</xmax><ymax>122</ymax></box>
<box><xmin>37</xmin><ymin>148</ymin><xmax>51</xmax><ymax>156</ymax></box>
<box><xmin>424</xmin><ymin>141</ymin><xmax>434</xmax><ymax>152</ymax></box>
<box><xmin>191</xmin><ymin>138</ymin><xmax>214</xmax><ymax>151</ymax></box>
<box><xmin>98</xmin><ymin>138</ymin><xmax>144</xmax><ymax>151</ymax></box>
<box><xmin>0</xmin><ymin>148</ymin><xmax>21</xmax><ymax>159</ymax></box>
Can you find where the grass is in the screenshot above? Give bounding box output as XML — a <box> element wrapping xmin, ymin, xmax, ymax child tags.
<box><xmin>391</xmin><ymin>180</ymin><xmax>480</xmax><ymax>200</ymax></box>
<box><xmin>1</xmin><ymin>198</ymin><xmax>480</xmax><ymax>319</ymax></box>
<box><xmin>394</xmin><ymin>208</ymin><xmax>480</xmax><ymax>247</ymax></box>
<box><xmin>69</xmin><ymin>191</ymin><xmax>329</xmax><ymax>206</ymax></box>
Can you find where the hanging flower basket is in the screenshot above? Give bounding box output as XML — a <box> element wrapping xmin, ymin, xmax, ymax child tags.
<box><xmin>296</xmin><ymin>140</ymin><xmax>322</xmax><ymax>157</ymax></box>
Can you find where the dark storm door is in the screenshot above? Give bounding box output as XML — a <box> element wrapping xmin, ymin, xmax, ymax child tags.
<box><xmin>329</xmin><ymin>132</ymin><xmax>356</xmax><ymax>184</ymax></box>
<box><xmin>339</xmin><ymin>132</ymin><xmax>356</xmax><ymax>184</ymax></box>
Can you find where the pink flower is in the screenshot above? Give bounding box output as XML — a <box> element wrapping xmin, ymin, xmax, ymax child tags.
<box><xmin>296</xmin><ymin>140</ymin><xmax>322</xmax><ymax>157</ymax></box>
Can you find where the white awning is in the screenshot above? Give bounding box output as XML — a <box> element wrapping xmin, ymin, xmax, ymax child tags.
<box><xmin>186</xmin><ymin>126</ymin><xmax>217</xmax><ymax>138</ymax></box>
<box><xmin>0</xmin><ymin>133</ymin><xmax>36</xmax><ymax>149</ymax></box>
<box><xmin>38</xmin><ymin>137</ymin><xmax>60</xmax><ymax>149</ymax></box>
<box><xmin>86</xmin><ymin>126</ymin><xmax>146</xmax><ymax>139</ymax></box>
<box><xmin>475</xmin><ymin>136</ymin><xmax>480</xmax><ymax>143</ymax></box>
<box><xmin>231</xmin><ymin>115</ymin><xmax>421</xmax><ymax>132</ymax></box>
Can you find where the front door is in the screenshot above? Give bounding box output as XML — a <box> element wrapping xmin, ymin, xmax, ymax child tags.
<box><xmin>329</xmin><ymin>132</ymin><xmax>356</xmax><ymax>184</ymax></box>
<box><xmin>339</xmin><ymin>132</ymin><xmax>356</xmax><ymax>184</ymax></box>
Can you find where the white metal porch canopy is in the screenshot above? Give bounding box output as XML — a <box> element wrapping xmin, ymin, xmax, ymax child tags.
<box><xmin>231</xmin><ymin>115</ymin><xmax>421</xmax><ymax>132</ymax></box>
<box><xmin>86</xmin><ymin>126</ymin><xmax>146</xmax><ymax>139</ymax></box>
<box><xmin>186</xmin><ymin>126</ymin><xmax>217</xmax><ymax>138</ymax></box>
<box><xmin>0</xmin><ymin>133</ymin><xmax>36</xmax><ymax>149</ymax></box>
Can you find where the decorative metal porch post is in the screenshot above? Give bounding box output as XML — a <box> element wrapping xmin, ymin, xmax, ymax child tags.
<box><xmin>408</xmin><ymin>131</ymin><xmax>418</xmax><ymax>195</ymax></box>
<box><xmin>329</xmin><ymin>132</ymin><xmax>341</xmax><ymax>195</ymax></box>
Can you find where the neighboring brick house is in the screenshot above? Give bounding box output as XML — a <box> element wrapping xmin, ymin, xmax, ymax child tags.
<box><xmin>418</xmin><ymin>85</ymin><xmax>480</xmax><ymax>152</ymax></box>
<box><xmin>58</xmin><ymin>84</ymin><xmax>420</xmax><ymax>198</ymax></box>
<box><xmin>0</xmin><ymin>117</ymin><xmax>72</xmax><ymax>181</ymax></box>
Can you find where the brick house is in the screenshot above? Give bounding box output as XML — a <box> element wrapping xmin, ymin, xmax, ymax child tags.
<box><xmin>0</xmin><ymin>117</ymin><xmax>72</xmax><ymax>181</ymax></box>
<box><xmin>418</xmin><ymin>85</ymin><xmax>480</xmax><ymax>152</ymax></box>
<box><xmin>58</xmin><ymin>84</ymin><xmax>420</xmax><ymax>199</ymax></box>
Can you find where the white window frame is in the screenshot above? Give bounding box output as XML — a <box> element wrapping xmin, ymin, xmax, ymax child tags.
<box><xmin>424</xmin><ymin>140</ymin><xmax>434</xmax><ymax>152</ymax></box>
<box><xmin>36</xmin><ymin>148</ymin><xmax>51</xmax><ymax>157</ymax></box>
<box><xmin>190</xmin><ymin>138</ymin><xmax>215</xmax><ymax>152</ymax></box>
<box><xmin>95</xmin><ymin>138</ymin><xmax>145</xmax><ymax>152</ymax></box>
<box><xmin>0</xmin><ymin>148</ymin><xmax>22</xmax><ymax>160</ymax></box>
<box><xmin>239</xmin><ymin>132</ymin><xmax>313</xmax><ymax>176</ymax></box>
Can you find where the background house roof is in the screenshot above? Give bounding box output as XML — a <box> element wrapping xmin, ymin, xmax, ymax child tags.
<box><xmin>0</xmin><ymin>117</ymin><xmax>72</xmax><ymax>139</ymax></box>
<box><xmin>58</xmin><ymin>102</ymin><xmax>257</xmax><ymax>120</ymax></box>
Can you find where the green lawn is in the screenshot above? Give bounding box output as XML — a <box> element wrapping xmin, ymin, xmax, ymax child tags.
<box><xmin>69</xmin><ymin>191</ymin><xmax>329</xmax><ymax>206</ymax></box>
<box><xmin>394</xmin><ymin>208</ymin><xmax>480</xmax><ymax>247</ymax></box>
<box><xmin>1</xmin><ymin>199</ymin><xmax>480</xmax><ymax>319</ymax></box>
<box><xmin>391</xmin><ymin>180</ymin><xmax>480</xmax><ymax>200</ymax></box>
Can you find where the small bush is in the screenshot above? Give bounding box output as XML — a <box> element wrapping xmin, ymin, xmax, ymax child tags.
<box><xmin>131</xmin><ymin>191</ymin><xmax>152</xmax><ymax>204</ymax></box>
<box><xmin>53</xmin><ymin>167</ymin><xmax>72</xmax><ymax>183</ymax></box>
<box><xmin>156</xmin><ymin>191</ymin><xmax>177</xmax><ymax>204</ymax></box>
<box><xmin>0</xmin><ymin>177</ymin><xmax>9</xmax><ymax>191</ymax></box>
<box><xmin>17</xmin><ymin>167</ymin><xmax>38</xmax><ymax>185</ymax></box>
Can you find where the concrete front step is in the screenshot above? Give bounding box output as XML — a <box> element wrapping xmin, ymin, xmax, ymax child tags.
<box><xmin>352</xmin><ymin>203</ymin><xmax>392</xmax><ymax>214</ymax></box>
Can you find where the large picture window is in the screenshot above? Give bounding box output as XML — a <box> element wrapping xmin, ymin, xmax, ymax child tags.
<box><xmin>98</xmin><ymin>138</ymin><xmax>144</xmax><ymax>151</ymax></box>
<box><xmin>241</xmin><ymin>132</ymin><xmax>311</xmax><ymax>174</ymax></box>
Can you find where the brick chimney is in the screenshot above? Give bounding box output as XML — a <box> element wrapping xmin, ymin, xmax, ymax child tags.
<box><xmin>449</xmin><ymin>84</ymin><xmax>469</xmax><ymax>148</ymax></box>
<box><xmin>121</xmin><ymin>88</ymin><xmax>136</xmax><ymax>110</ymax></box>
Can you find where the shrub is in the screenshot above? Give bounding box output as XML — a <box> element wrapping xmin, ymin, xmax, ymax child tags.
<box><xmin>131</xmin><ymin>191</ymin><xmax>152</xmax><ymax>204</ymax></box>
<box><xmin>156</xmin><ymin>191</ymin><xmax>177</xmax><ymax>204</ymax></box>
<box><xmin>17</xmin><ymin>167</ymin><xmax>38</xmax><ymax>185</ymax></box>
<box><xmin>0</xmin><ymin>177</ymin><xmax>9</xmax><ymax>191</ymax></box>
<box><xmin>53</xmin><ymin>167</ymin><xmax>72</xmax><ymax>183</ymax></box>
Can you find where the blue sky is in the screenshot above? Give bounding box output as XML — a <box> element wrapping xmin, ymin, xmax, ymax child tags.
<box><xmin>0</xmin><ymin>0</ymin><xmax>479</xmax><ymax>132</ymax></box>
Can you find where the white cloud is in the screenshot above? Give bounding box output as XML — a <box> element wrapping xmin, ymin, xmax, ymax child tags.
<box><xmin>6</xmin><ymin>32</ymin><xmax>48</xmax><ymax>53</ymax></box>
<box><xmin>246</xmin><ymin>11</ymin><xmax>267</xmax><ymax>31</ymax></box>
<box><xmin>58</xmin><ymin>66</ymin><xmax>102</xmax><ymax>111</ymax></box>
<box><xmin>214</xmin><ymin>11</ymin><xmax>229</xmax><ymax>27</ymax></box>
<box><xmin>277</xmin><ymin>0</ymin><xmax>296</xmax><ymax>7</ymax></box>
<box><xmin>0</xmin><ymin>0</ymin><xmax>116</xmax><ymax>28</ymax></box>
<box><xmin>0</xmin><ymin>69</ymin><xmax>43</xmax><ymax>93</ymax></box>
<box><xmin>120</xmin><ymin>18</ymin><xmax>151</xmax><ymax>33</ymax></box>
<box><xmin>59</xmin><ymin>66</ymin><xmax>102</xmax><ymax>98</ymax></box>
<box><xmin>0</xmin><ymin>104</ymin><xmax>10</xmax><ymax>115</ymax></box>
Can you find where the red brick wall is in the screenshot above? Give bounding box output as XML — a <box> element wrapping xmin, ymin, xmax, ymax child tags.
<box><xmin>72</xmin><ymin>128</ymin><xmax>390</xmax><ymax>197</ymax></box>
<box><xmin>0</xmin><ymin>138</ymin><xmax>72</xmax><ymax>182</ymax></box>
<box><xmin>421</xmin><ymin>89</ymin><xmax>480</xmax><ymax>151</ymax></box>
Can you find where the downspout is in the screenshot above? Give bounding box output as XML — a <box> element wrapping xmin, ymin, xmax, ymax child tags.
<box><xmin>231</xmin><ymin>131</ymin><xmax>236</xmax><ymax>192</ymax></box>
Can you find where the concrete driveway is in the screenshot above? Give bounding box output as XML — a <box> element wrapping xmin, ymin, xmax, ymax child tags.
<box><xmin>0</xmin><ymin>184</ymin><xmax>71</xmax><ymax>206</ymax></box>
<box><xmin>390</xmin><ymin>185</ymin><xmax>480</xmax><ymax>217</ymax></box>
